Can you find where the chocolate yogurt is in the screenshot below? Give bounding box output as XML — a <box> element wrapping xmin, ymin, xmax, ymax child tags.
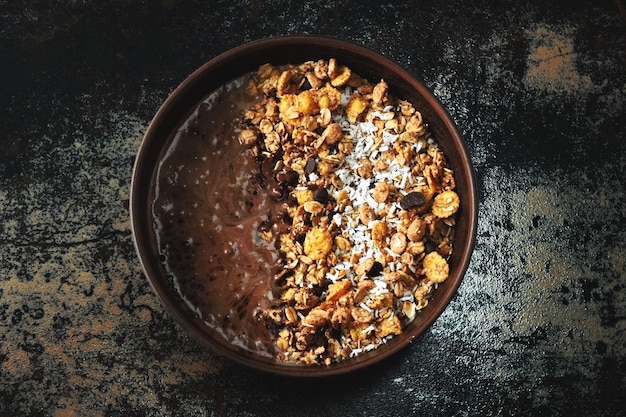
<box><xmin>152</xmin><ymin>74</ymin><xmax>287</xmax><ymax>357</ymax></box>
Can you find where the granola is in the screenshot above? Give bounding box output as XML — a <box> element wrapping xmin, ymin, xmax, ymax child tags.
<box><xmin>238</xmin><ymin>59</ymin><xmax>459</xmax><ymax>365</ymax></box>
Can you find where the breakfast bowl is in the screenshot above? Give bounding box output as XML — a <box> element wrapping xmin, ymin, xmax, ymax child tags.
<box><xmin>130</xmin><ymin>35</ymin><xmax>478</xmax><ymax>377</ymax></box>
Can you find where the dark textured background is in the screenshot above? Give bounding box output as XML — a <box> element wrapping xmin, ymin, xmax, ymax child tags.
<box><xmin>1</xmin><ymin>1</ymin><xmax>625</xmax><ymax>416</ymax></box>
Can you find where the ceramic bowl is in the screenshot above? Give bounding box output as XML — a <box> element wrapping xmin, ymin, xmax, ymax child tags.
<box><xmin>130</xmin><ymin>35</ymin><xmax>478</xmax><ymax>377</ymax></box>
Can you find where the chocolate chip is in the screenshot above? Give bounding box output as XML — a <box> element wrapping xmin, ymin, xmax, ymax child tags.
<box><xmin>367</xmin><ymin>261</ymin><xmax>384</xmax><ymax>277</ymax></box>
<box><xmin>285</xmin><ymin>170</ymin><xmax>299</xmax><ymax>185</ymax></box>
<box><xmin>399</xmin><ymin>191</ymin><xmax>426</xmax><ymax>210</ymax></box>
<box><xmin>313</xmin><ymin>188</ymin><xmax>329</xmax><ymax>204</ymax></box>
<box><xmin>304</xmin><ymin>157</ymin><xmax>316</xmax><ymax>175</ymax></box>
<box><xmin>424</xmin><ymin>240</ymin><xmax>437</xmax><ymax>253</ymax></box>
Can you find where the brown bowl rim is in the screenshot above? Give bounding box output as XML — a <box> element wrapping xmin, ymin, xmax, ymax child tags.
<box><xmin>130</xmin><ymin>34</ymin><xmax>478</xmax><ymax>377</ymax></box>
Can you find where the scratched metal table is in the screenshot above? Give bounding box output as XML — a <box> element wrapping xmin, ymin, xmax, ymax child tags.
<box><xmin>1</xmin><ymin>1</ymin><xmax>625</xmax><ymax>416</ymax></box>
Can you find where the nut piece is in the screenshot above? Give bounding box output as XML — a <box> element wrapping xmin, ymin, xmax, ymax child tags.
<box><xmin>389</xmin><ymin>232</ymin><xmax>407</xmax><ymax>254</ymax></box>
<box><xmin>372</xmin><ymin>79</ymin><xmax>388</xmax><ymax>104</ymax></box>
<box><xmin>358</xmin><ymin>204</ymin><xmax>376</xmax><ymax>226</ymax></box>
<box><xmin>406</xmin><ymin>217</ymin><xmax>427</xmax><ymax>242</ymax></box>
<box><xmin>304</xmin><ymin>308</ymin><xmax>329</xmax><ymax>327</ymax></box>
<box><xmin>372</xmin><ymin>181</ymin><xmax>390</xmax><ymax>203</ymax></box>
<box><xmin>321</xmin><ymin>123</ymin><xmax>343</xmax><ymax>145</ymax></box>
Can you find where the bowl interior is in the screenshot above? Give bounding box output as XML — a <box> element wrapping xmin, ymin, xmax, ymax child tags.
<box><xmin>130</xmin><ymin>35</ymin><xmax>478</xmax><ymax>376</ymax></box>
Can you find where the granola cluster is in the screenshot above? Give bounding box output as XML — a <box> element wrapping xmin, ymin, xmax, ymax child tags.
<box><xmin>238</xmin><ymin>59</ymin><xmax>459</xmax><ymax>365</ymax></box>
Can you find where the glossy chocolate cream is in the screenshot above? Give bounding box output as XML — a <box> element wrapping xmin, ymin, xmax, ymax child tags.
<box><xmin>152</xmin><ymin>74</ymin><xmax>285</xmax><ymax>357</ymax></box>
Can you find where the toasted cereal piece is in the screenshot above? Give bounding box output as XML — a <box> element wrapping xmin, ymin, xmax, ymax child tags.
<box><xmin>296</xmin><ymin>90</ymin><xmax>320</xmax><ymax>115</ymax></box>
<box><xmin>345</xmin><ymin>95</ymin><xmax>370</xmax><ymax>123</ymax></box>
<box><xmin>327</xmin><ymin>58</ymin><xmax>338</xmax><ymax>79</ymax></box>
<box><xmin>303</xmin><ymin>226</ymin><xmax>333</xmax><ymax>261</ymax></box>
<box><xmin>276</xmin><ymin>329</ymin><xmax>291</xmax><ymax>350</ymax></box>
<box><xmin>334</xmin><ymin>235</ymin><xmax>351</xmax><ymax>251</ymax></box>
<box><xmin>351</xmin><ymin>307</ymin><xmax>373</xmax><ymax>324</ymax></box>
<box><xmin>317</xmin><ymin>85</ymin><xmax>342</xmax><ymax>111</ymax></box>
<box><xmin>376</xmin><ymin>314</ymin><xmax>402</xmax><ymax>338</ymax></box>
<box><xmin>372</xmin><ymin>180</ymin><xmax>390</xmax><ymax>203</ymax></box>
<box><xmin>314</xmin><ymin>59</ymin><xmax>329</xmax><ymax>79</ymax></box>
<box><xmin>354</xmin><ymin>258</ymin><xmax>375</xmax><ymax>277</ymax></box>
<box><xmin>371</xmin><ymin>221</ymin><xmax>389</xmax><ymax>249</ymax></box>
<box><xmin>414</xmin><ymin>283</ymin><xmax>433</xmax><ymax>300</ymax></box>
<box><xmin>431</xmin><ymin>190</ymin><xmax>460</xmax><ymax>218</ymax></box>
<box><xmin>293</xmin><ymin>188</ymin><xmax>314</xmax><ymax>205</ymax></box>
<box><xmin>366</xmin><ymin>292</ymin><xmax>394</xmax><ymax>310</ymax></box>
<box><xmin>279</xmin><ymin>93</ymin><xmax>297</xmax><ymax>116</ymax></box>
<box><xmin>305</xmin><ymin>71</ymin><xmax>323</xmax><ymax>89</ymax></box>
<box><xmin>303</xmin><ymin>201</ymin><xmax>325</xmax><ymax>215</ymax></box>
<box><xmin>349</xmin><ymin>322</ymin><xmax>373</xmax><ymax>343</ymax></box>
<box><xmin>358</xmin><ymin>204</ymin><xmax>376</xmax><ymax>226</ymax></box>
<box><xmin>330</xmin><ymin>65</ymin><xmax>352</xmax><ymax>87</ymax></box>
<box><xmin>326</xmin><ymin>280</ymin><xmax>352</xmax><ymax>302</ymax></box>
<box><xmin>330</xmin><ymin>306</ymin><xmax>351</xmax><ymax>329</ymax></box>
<box><xmin>422</xmin><ymin>251</ymin><xmax>449</xmax><ymax>283</ymax></box>
<box><xmin>354</xmin><ymin>278</ymin><xmax>376</xmax><ymax>303</ymax></box>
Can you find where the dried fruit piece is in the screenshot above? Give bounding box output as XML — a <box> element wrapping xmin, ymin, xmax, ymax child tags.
<box><xmin>304</xmin><ymin>158</ymin><xmax>316</xmax><ymax>174</ymax></box>
<box><xmin>399</xmin><ymin>191</ymin><xmax>426</xmax><ymax>210</ymax></box>
<box><xmin>376</xmin><ymin>314</ymin><xmax>402</xmax><ymax>338</ymax></box>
